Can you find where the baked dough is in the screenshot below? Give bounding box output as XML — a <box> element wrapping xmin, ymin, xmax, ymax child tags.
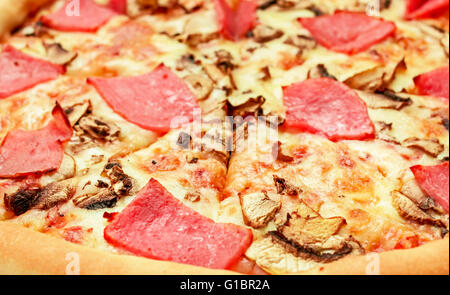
<box><xmin>0</xmin><ymin>0</ymin><xmax>51</xmax><ymax>38</ymax></box>
<box><xmin>0</xmin><ymin>222</ymin><xmax>236</xmax><ymax>275</ymax></box>
<box><xmin>0</xmin><ymin>222</ymin><xmax>448</xmax><ymax>275</ymax></box>
<box><xmin>301</xmin><ymin>236</ymin><xmax>449</xmax><ymax>275</ymax></box>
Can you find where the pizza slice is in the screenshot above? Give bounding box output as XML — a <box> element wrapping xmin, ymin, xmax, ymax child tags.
<box><xmin>223</xmin><ymin>77</ymin><xmax>449</xmax><ymax>274</ymax></box>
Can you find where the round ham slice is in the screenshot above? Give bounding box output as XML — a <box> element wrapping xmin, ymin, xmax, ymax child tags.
<box><xmin>283</xmin><ymin>78</ymin><xmax>375</xmax><ymax>141</ymax></box>
<box><xmin>411</xmin><ymin>162</ymin><xmax>449</xmax><ymax>213</ymax></box>
<box><xmin>414</xmin><ymin>66</ymin><xmax>449</xmax><ymax>102</ymax></box>
<box><xmin>405</xmin><ymin>0</ymin><xmax>449</xmax><ymax>19</ymax></box>
<box><xmin>88</xmin><ymin>65</ymin><xmax>199</xmax><ymax>133</ymax></box>
<box><xmin>0</xmin><ymin>104</ymin><xmax>72</xmax><ymax>178</ymax></box>
<box><xmin>41</xmin><ymin>0</ymin><xmax>117</xmax><ymax>32</ymax></box>
<box><xmin>0</xmin><ymin>45</ymin><xmax>64</xmax><ymax>99</ymax></box>
<box><xmin>104</xmin><ymin>178</ymin><xmax>253</xmax><ymax>269</ymax></box>
<box><xmin>299</xmin><ymin>11</ymin><xmax>396</xmax><ymax>55</ymax></box>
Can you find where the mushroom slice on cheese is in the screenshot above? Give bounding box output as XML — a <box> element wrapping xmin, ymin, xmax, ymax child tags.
<box><xmin>240</xmin><ymin>192</ymin><xmax>281</xmax><ymax>229</ymax></box>
<box><xmin>403</xmin><ymin>137</ymin><xmax>445</xmax><ymax>158</ymax></box>
<box><xmin>392</xmin><ymin>192</ymin><xmax>446</xmax><ymax>228</ymax></box>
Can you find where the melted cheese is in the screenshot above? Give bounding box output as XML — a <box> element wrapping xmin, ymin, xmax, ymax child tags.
<box><xmin>0</xmin><ymin>0</ymin><xmax>448</xmax><ymax>274</ymax></box>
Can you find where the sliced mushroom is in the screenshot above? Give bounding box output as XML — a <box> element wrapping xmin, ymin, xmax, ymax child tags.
<box><xmin>345</xmin><ymin>58</ymin><xmax>405</xmax><ymax>91</ymax></box>
<box><xmin>307</xmin><ymin>64</ymin><xmax>336</xmax><ymax>80</ymax></box>
<box><xmin>431</xmin><ymin>108</ymin><xmax>449</xmax><ymax>130</ymax></box>
<box><xmin>273</xmin><ymin>175</ymin><xmax>302</xmax><ymax>196</ymax></box>
<box><xmin>403</xmin><ymin>137</ymin><xmax>444</xmax><ymax>157</ymax></box>
<box><xmin>175</xmin><ymin>54</ymin><xmax>197</xmax><ymax>71</ymax></box>
<box><xmin>231</xmin><ymin>96</ymin><xmax>266</xmax><ymax>117</ymax></box>
<box><xmin>258</xmin><ymin>0</ymin><xmax>276</xmax><ymax>9</ymax></box>
<box><xmin>73</xmin><ymin>188</ymin><xmax>119</xmax><ymax>210</ymax></box>
<box><xmin>240</xmin><ymin>192</ymin><xmax>281</xmax><ymax>228</ymax></box>
<box><xmin>374</xmin><ymin>121</ymin><xmax>399</xmax><ymax>143</ymax></box>
<box><xmin>259</xmin><ymin>66</ymin><xmax>271</xmax><ymax>81</ymax></box>
<box><xmin>375</xmin><ymin>121</ymin><xmax>393</xmax><ymax>132</ymax></box>
<box><xmin>270</xmin><ymin>231</ymin><xmax>362</xmax><ymax>263</ymax></box>
<box><xmin>112</xmin><ymin>177</ymin><xmax>135</xmax><ymax>196</ymax></box>
<box><xmin>269</xmin><ymin>202</ymin><xmax>362</xmax><ymax>263</ymax></box>
<box><xmin>380</xmin><ymin>0</ymin><xmax>392</xmax><ymax>9</ymax></box>
<box><xmin>246</xmin><ymin>235</ymin><xmax>321</xmax><ymax>274</ymax></box>
<box><xmin>358</xmin><ymin>90</ymin><xmax>412</xmax><ymax>110</ymax></box>
<box><xmin>137</xmin><ymin>0</ymin><xmax>158</xmax><ymax>10</ymax></box>
<box><xmin>68</xmin><ymin>133</ymin><xmax>96</xmax><ymax>153</ymax></box>
<box><xmin>185</xmin><ymin>74</ymin><xmax>214</xmax><ymax>100</ymax></box>
<box><xmin>392</xmin><ymin>192</ymin><xmax>445</xmax><ymax>227</ymax></box>
<box><xmin>443</xmin><ymin>118</ymin><xmax>449</xmax><ymax>131</ymax></box>
<box><xmin>102</xmin><ymin>161</ymin><xmax>126</xmax><ymax>183</ymax></box>
<box><xmin>44</xmin><ymin>43</ymin><xmax>77</xmax><ymax>66</ymax></box>
<box><xmin>215</xmin><ymin>50</ymin><xmax>234</xmax><ymax>74</ymax></box>
<box><xmin>20</xmin><ymin>21</ymin><xmax>49</xmax><ymax>38</ymax></box>
<box><xmin>204</xmin><ymin>63</ymin><xmax>226</xmax><ymax>82</ymax></box>
<box><xmin>252</xmin><ymin>25</ymin><xmax>283</xmax><ymax>43</ymax></box>
<box><xmin>277</xmin><ymin>0</ymin><xmax>299</xmax><ymax>8</ymax></box>
<box><xmin>78</xmin><ymin>115</ymin><xmax>120</xmax><ymax>141</ymax></box>
<box><xmin>185</xmin><ymin>32</ymin><xmax>220</xmax><ymax>47</ymax></box>
<box><xmin>284</xmin><ymin>35</ymin><xmax>317</xmax><ymax>53</ymax></box>
<box><xmin>307</xmin><ymin>5</ymin><xmax>324</xmax><ymax>16</ymax></box>
<box><xmin>102</xmin><ymin>160</ymin><xmax>136</xmax><ymax>197</ymax></box>
<box><xmin>179</xmin><ymin>0</ymin><xmax>203</xmax><ymax>11</ymax></box>
<box><xmin>198</xmin><ymin>129</ymin><xmax>229</xmax><ymax>165</ymax></box>
<box><xmin>33</xmin><ymin>179</ymin><xmax>76</xmax><ymax>210</ymax></box>
<box><xmin>278</xmin><ymin>210</ymin><xmax>346</xmax><ymax>245</ymax></box>
<box><xmin>137</xmin><ymin>0</ymin><xmax>177</xmax><ymax>10</ymax></box>
<box><xmin>64</xmin><ymin>100</ymin><xmax>91</xmax><ymax>126</ymax></box>
<box><xmin>204</xmin><ymin>63</ymin><xmax>236</xmax><ymax>94</ymax></box>
<box><xmin>4</xmin><ymin>188</ymin><xmax>40</xmax><ymax>216</ymax></box>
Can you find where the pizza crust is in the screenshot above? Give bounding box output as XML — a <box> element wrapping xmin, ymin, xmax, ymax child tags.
<box><xmin>0</xmin><ymin>222</ymin><xmax>236</xmax><ymax>275</ymax></box>
<box><xmin>299</xmin><ymin>236</ymin><xmax>449</xmax><ymax>275</ymax></box>
<box><xmin>0</xmin><ymin>0</ymin><xmax>51</xmax><ymax>38</ymax></box>
<box><xmin>0</xmin><ymin>221</ymin><xmax>448</xmax><ymax>275</ymax></box>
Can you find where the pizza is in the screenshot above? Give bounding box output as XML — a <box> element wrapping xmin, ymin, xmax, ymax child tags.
<box><xmin>0</xmin><ymin>0</ymin><xmax>448</xmax><ymax>275</ymax></box>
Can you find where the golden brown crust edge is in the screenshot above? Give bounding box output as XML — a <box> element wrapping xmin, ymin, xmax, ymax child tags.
<box><xmin>0</xmin><ymin>222</ymin><xmax>237</xmax><ymax>275</ymax></box>
<box><xmin>1</xmin><ymin>222</ymin><xmax>448</xmax><ymax>275</ymax></box>
<box><xmin>0</xmin><ymin>0</ymin><xmax>51</xmax><ymax>38</ymax></box>
<box><xmin>299</xmin><ymin>237</ymin><xmax>449</xmax><ymax>275</ymax></box>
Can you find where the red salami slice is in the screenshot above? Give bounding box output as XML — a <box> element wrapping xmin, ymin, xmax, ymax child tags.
<box><xmin>283</xmin><ymin>78</ymin><xmax>375</xmax><ymax>141</ymax></box>
<box><xmin>213</xmin><ymin>0</ymin><xmax>257</xmax><ymax>41</ymax></box>
<box><xmin>0</xmin><ymin>104</ymin><xmax>72</xmax><ymax>178</ymax></box>
<box><xmin>0</xmin><ymin>45</ymin><xmax>64</xmax><ymax>99</ymax></box>
<box><xmin>108</xmin><ymin>0</ymin><xmax>127</xmax><ymax>14</ymax></box>
<box><xmin>405</xmin><ymin>0</ymin><xmax>449</xmax><ymax>19</ymax></box>
<box><xmin>88</xmin><ymin>65</ymin><xmax>199</xmax><ymax>133</ymax></box>
<box><xmin>411</xmin><ymin>162</ymin><xmax>449</xmax><ymax>213</ymax></box>
<box><xmin>299</xmin><ymin>11</ymin><xmax>396</xmax><ymax>54</ymax></box>
<box><xmin>104</xmin><ymin>178</ymin><xmax>253</xmax><ymax>269</ymax></box>
<box><xmin>41</xmin><ymin>0</ymin><xmax>117</xmax><ymax>32</ymax></box>
<box><xmin>414</xmin><ymin>66</ymin><xmax>449</xmax><ymax>102</ymax></box>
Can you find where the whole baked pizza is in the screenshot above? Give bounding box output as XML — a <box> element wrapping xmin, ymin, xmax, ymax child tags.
<box><xmin>0</xmin><ymin>0</ymin><xmax>448</xmax><ymax>275</ymax></box>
